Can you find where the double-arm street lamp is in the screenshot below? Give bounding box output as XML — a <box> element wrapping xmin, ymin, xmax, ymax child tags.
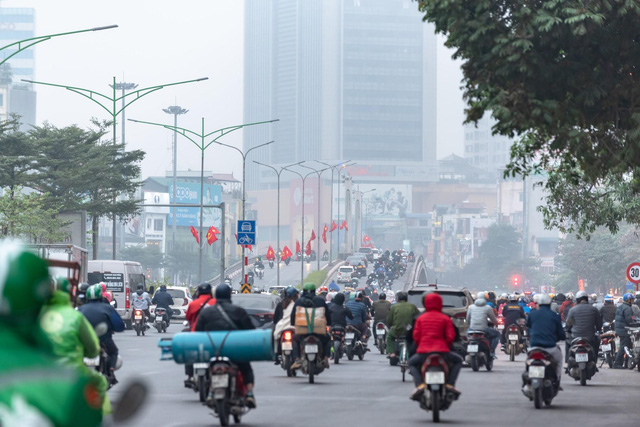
<box><xmin>253</xmin><ymin>160</ymin><xmax>304</xmax><ymax>288</ymax></box>
<box><xmin>299</xmin><ymin>164</ymin><xmax>330</xmax><ymax>271</ymax></box>
<box><xmin>213</xmin><ymin>140</ymin><xmax>276</xmax><ymax>283</ymax></box>
<box><xmin>128</xmin><ymin>117</ymin><xmax>278</xmax><ymax>282</ymax></box>
<box><xmin>357</xmin><ymin>188</ymin><xmax>376</xmax><ymax>247</ymax></box>
<box><xmin>24</xmin><ymin>75</ymin><xmax>208</xmax><ymax>260</ymax></box>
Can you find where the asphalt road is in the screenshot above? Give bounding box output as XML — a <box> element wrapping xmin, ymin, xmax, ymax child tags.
<box><xmin>238</xmin><ymin>258</ymin><xmax>329</xmax><ymax>292</ymax></box>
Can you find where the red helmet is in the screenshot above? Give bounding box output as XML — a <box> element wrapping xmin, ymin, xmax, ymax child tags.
<box><xmin>103</xmin><ymin>290</ymin><xmax>114</xmax><ymax>303</ymax></box>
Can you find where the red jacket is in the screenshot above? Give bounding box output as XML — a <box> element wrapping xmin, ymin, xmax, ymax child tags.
<box><xmin>186</xmin><ymin>294</ymin><xmax>216</xmax><ymax>332</ymax></box>
<box><xmin>413</xmin><ymin>293</ymin><xmax>456</xmax><ymax>354</ymax></box>
<box><xmin>560</xmin><ymin>300</ymin><xmax>574</xmax><ymax>321</ymax></box>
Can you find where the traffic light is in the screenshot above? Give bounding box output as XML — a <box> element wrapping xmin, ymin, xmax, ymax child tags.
<box><xmin>512</xmin><ymin>275</ymin><xmax>519</xmax><ymax>287</ymax></box>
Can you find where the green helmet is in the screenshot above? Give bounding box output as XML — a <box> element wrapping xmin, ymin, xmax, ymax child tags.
<box><xmin>0</xmin><ymin>240</ymin><xmax>51</xmax><ymax>317</ymax></box>
<box><xmin>302</xmin><ymin>282</ymin><xmax>316</xmax><ymax>293</ymax></box>
<box><xmin>54</xmin><ymin>276</ymin><xmax>72</xmax><ymax>294</ymax></box>
<box><xmin>85</xmin><ymin>284</ymin><xmax>103</xmax><ymax>301</ymax></box>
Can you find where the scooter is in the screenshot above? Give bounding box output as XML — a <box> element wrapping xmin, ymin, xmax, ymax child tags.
<box><xmin>279</xmin><ymin>328</ymin><xmax>297</xmax><ymax>377</ymax></box>
<box><xmin>207</xmin><ymin>357</ymin><xmax>251</xmax><ymax>426</ymax></box>
<box><xmin>566</xmin><ymin>337</ymin><xmax>597</xmax><ymax>385</ymax></box>
<box><xmin>300</xmin><ymin>334</ymin><xmax>325</xmax><ymax>384</ymax></box>
<box><xmin>374</xmin><ymin>322</ymin><xmax>388</xmax><ymax>355</ymax></box>
<box><xmin>330</xmin><ymin>325</ymin><xmax>345</xmax><ymax>364</ymax></box>
<box><xmin>599</xmin><ymin>322</ymin><xmax>616</xmax><ymax>368</ymax></box>
<box><xmin>466</xmin><ymin>330</ymin><xmax>493</xmax><ymax>371</ymax></box>
<box><xmin>268</xmin><ymin>260</ymin><xmax>274</xmax><ymax>269</ymax></box>
<box><xmin>254</xmin><ymin>266</ymin><xmax>264</xmax><ymax>280</ymax></box>
<box><xmin>505</xmin><ymin>322</ymin><xmax>527</xmax><ymax>361</ymax></box>
<box><xmin>84</xmin><ymin>344</ymin><xmax>123</xmax><ymax>390</ymax></box>
<box><xmin>154</xmin><ymin>307</ymin><xmax>168</xmax><ymax>333</ymax></box>
<box><xmin>522</xmin><ymin>347</ymin><xmax>560</xmax><ymax>408</ymax></box>
<box><xmin>417</xmin><ymin>353</ymin><xmax>459</xmax><ymax>423</ymax></box>
<box><xmin>133</xmin><ymin>309</ymin><xmax>146</xmax><ymax>336</ymax></box>
<box><xmin>344</xmin><ymin>325</ymin><xmax>366</xmax><ymax>361</ymax></box>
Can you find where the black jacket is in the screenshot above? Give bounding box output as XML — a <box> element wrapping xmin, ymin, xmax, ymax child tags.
<box><xmin>328</xmin><ymin>303</ymin><xmax>354</xmax><ymax>327</ymax></box>
<box><xmin>152</xmin><ymin>289</ymin><xmax>174</xmax><ymax>309</ymax></box>
<box><xmin>566</xmin><ymin>302</ymin><xmax>602</xmax><ymax>339</ymax></box>
<box><xmin>599</xmin><ymin>303</ymin><xmax>616</xmax><ymax>324</ymax></box>
<box><xmin>78</xmin><ymin>300</ymin><xmax>125</xmax><ymax>342</ymax></box>
<box><xmin>289</xmin><ymin>292</ymin><xmax>331</xmax><ymax>326</ymax></box>
<box><xmin>615</xmin><ymin>303</ymin><xmax>634</xmax><ymax>336</ymax></box>
<box><xmin>195</xmin><ymin>300</ymin><xmax>254</xmax><ymax>331</ymax></box>
<box><xmin>503</xmin><ymin>303</ymin><xmax>526</xmax><ymax>326</ymax></box>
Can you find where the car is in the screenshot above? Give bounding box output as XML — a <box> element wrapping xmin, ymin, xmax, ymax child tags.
<box><xmin>357</xmin><ymin>247</ymin><xmax>374</xmax><ymax>262</ymax></box>
<box><xmin>337</xmin><ymin>266</ymin><xmax>355</xmax><ymax>284</ymax></box>
<box><xmin>372</xmin><ymin>248</ymin><xmax>380</xmax><ymax>260</ymax></box>
<box><xmin>407</xmin><ymin>283</ymin><xmax>474</xmax><ymax>336</ymax></box>
<box><xmin>267</xmin><ymin>285</ymin><xmax>287</xmax><ymax>296</ymax></box>
<box><xmin>345</xmin><ymin>255</ymin><xmax>367</xmax><ymax>270</ymax></box>
<box><xmin>150</xmin><ymin>286</ymin><xmax>193</xmax><ymax>320</ymax></box>
<box><xmin>231</xmin><ymin>293</ymin><xmax>281</xmax><ymax>328</ymax></box>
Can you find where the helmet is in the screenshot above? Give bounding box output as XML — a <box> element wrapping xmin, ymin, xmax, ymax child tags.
<box><xmin>54</xmin><ymin>276</ymin><xmax>73</xmax><ymax>294</ymax></box>
<box><xmin>285</xmin><ymin>287</ymin><xmax>299</xmax><ymax>298</ymax></box>
<box><xmin>604</xmin><ymin>294</ymin><xmax>614</xmax><ymax>303</ymax></box>
<box><xmin>86</xmin><ymin>284</ymin><xmax>103</xmax><ymax>301</ymax></box>
<box><xmin>566</xmin><ymin>292</ymin><xmax>574</xmax><ymax>300</ymax></box>
<box><xmin>318</xmin><ymin>286</ymin><xmax>328</xmax><ymax>294</ymax></box>
<box><xmin>160</xmin><ymin>284</ymin><xmax>167</xmax><ymax>290</ymax></box>
<box><xmin>0</xmin><ymin>240</ymin><xmax>51</xmax><ymax>318</ymax></box>
<box><xmin>137</xmin><ymin>284</ymin><xmax>144</xmax><ymax>291</ymax></box>
<box><xmin>590</xmin><ymin>293</ymin><xmax>597</xmax><ymax>301</ymax></box>
<box><xmin>98</xmin><ymin>282</ymin><xmax>107</xmax><ymax>293</ymax></box>
<box><xmin>623</xmin><ymin>293</ymin><xmax>635</xmax><ymax>302</ymax></box>
<box><xmin>500</xmin><ymin>293</ymin><xmax>508</xmax><ymax>299</ymax></box>
<box><xmin>197</xmin><ymin>283</ymin><xmax>212</xmax><ymax>296</ymax></box>
<box><xmin>636</xmin><ymin>291</ymin><xmax>640</xmax><ymax>298</ymax></box>
<box><xmin>396</xmin><ymin>291</ymin><xmax>408</xmax><ymax>302</ymax></box>
<box><xmin>303</xmin><ymin>283</ymin><xmax>316</xmax><ymax>293</ymax></box>
<box><xmin>356</xmin><ymin>292</ymin><xmax>364</xmax><ymax>300</ymax></box>
<box><xmin>103</xmin><ymin>291</ymin><xmax>114</xmax><ymax>303</ymax></box>
<box><xmin>535</xmin><ymin>293</ymin><xmax>552</xmax><ymax>305</ymax></box>
<box><xmin>575</xmin><ymin>290</ymin><xmax>588</xmax><ymax>301</ymax></box>
<box><xmin>379</xmin><ymin>293</ymin><xmax>386</xmax><ymax>300</ymax></box>
<box><xmin>549</xmin><ymin>293</ymin><xmax>555</xmax><ymax>299</ymax></box>
<box><xmin>215</xmin><ymin>284</ymin><xmax>232</xmax><ymax>300</ymax></box>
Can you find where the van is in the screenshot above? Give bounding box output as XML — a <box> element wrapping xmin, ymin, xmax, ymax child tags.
<box><xmin>357</xmin><ymin>247</ymin><xmax>374</xmax><ymax>262</ymax></box>
<box><xmin>88</xmin><ymin>260</ymin><xmax>146</xmax><ymax>329</ymax></box>
<box><xmin>372</xmin><ymin>248</ymin><xmax>380</xmax><ymax>260</ymax></box>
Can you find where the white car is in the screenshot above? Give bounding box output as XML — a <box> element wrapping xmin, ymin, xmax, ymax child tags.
<box><xmin>150</xmin><ymin>286</ymin><xmax>193</xmax><ymax>320</ymax></box>
<box><xmin>337</xmin><ymin>266</ymin><xmax>355</xmax><ymax>284</ymax></box>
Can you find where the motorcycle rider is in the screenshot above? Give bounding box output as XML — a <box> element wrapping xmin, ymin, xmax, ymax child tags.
<box><xmin>409</xmin><ymin>293</ymin><xmax>463</xmax><ymax>400</ymax></box>
<box><xmin>132</xmin><ymin>284</ymin><xmax>152</xmax><ymax>328</ymax></box>
<box><xmin>560</xmin><ymin>292</ymin><xmax>575</xmax><ymax>322</ymax></box>
<box><xmin>195</xmin><ymin>283</ymin><xmax>257</xmax><ymax>408</ymax></box>
<box><xmin>151</xmin><ymin>284</ymin><xmax>175</xmax><ymax>322</ymax></box>
<box><xmin>273</xmin><ymin>287</ymin><xmax>299</xmax><ymax>364</ymax></box>
<box><xmin>632</xmin><ymin>291</ymin><xmax>640</xmax><ymax>317</ymax></box>
<box><xmin>599</xmin><ymin>294</ymin><xmax>617</xmax><ymax>323</ymax></box>
<box><xmin>0</xmin><ymin>241</ymin><xmax>103</xmax><ymax>427</ymax></box>
<box><xmin>613</xmin><ymin>293</ymin><xmax>637</xmax><ymax>369</ymax></box>
<box><xmin>565</xmin><ymin>290</ymin><xmax>602</xmax><ymax>361</ymax></box>
<box><xmin>386</xmin><ymin>291</ymin><xmax>420</xmax><ymax>357</ymax></box>
<box><xmin>328</xmin><ymin>280</ymin><xmax>340</xmax><ymax>292</ymax></box>
<box><xmin>183</xmin><ymin>283</ymin><xmax>216</xmax><ymax>387</ymax></box>
<box><xmin>290</xmin><ymin>283</ymin><xmax>332</xmax><ymax>370</ymax></box>
<box><xmin>328</xmin><ymin>293</ymin><xmax>354</xmax><ymax>329</ymax></box>
<box><xmin>526</xmin><ymin>293</ymin><xmax>565</xmax><ymax>386</ymax></box>
<box><xmin>466</xmin><ymin>296</ymin><xmax>500</xmax><ymax>357</ymax></box>
<box><xmin>500</xmin><ymin>294</ymin><xmax>526</xmax><ymax>348</ymax></box>
<box><xmin>346</xmin><ymin>292</ymin><xmax>371</xmax><ymax>348</ymax></box>
<box><xmin>371</xmin><ymin>293</ymin><xmax>391</xmax><ymax>341</ymax></box>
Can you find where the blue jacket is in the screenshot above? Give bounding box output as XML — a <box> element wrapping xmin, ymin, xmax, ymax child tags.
<box><xmin>152</xmin><ymin>288</ymin><xmax>174</xmax><ymax>309</ymax></box>
<box><xmin>78</xmin><ymin>300</ymin><xmax>125</xmax><ymax>342</ymax></box>
<box><xmin>526</xmin><ymin>305</ymin><xmax>565</xmax><ymax>348</ymax></box>
<box><xmin>345</xmin><ymin>300</ymin><xmax>368</xmax><ymax>325</ymax></box>
<box><xmin>615</xmin><ymin>303</ymin><xmax>634</xmax><ymax>336</ymax></box>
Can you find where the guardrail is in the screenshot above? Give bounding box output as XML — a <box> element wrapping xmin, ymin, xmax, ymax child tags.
<box><xmin>321</xmin><ymin>260</ymin><xmax>346</xmax><ymax>287</ymax></box>
<box><xmin>403</xmin><ymin>255</ymin><xmax>425</xmax><ymax>291</ymax></box>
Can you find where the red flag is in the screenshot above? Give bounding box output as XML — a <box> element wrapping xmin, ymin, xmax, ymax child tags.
<box><xmin>266</xmin><ymin>246</ymin><xmax>275</xmax><ymax>261</ymax></box>
<box><xmin>190</xmin><ymin>226</ymin><xmax>200</xmax><ymax>244</ymax></box>
<box><xmin>322</xmin><ymin>224</ymin><xmax>328</xmax><ymax>243</ymax></box>
<box><xmin>282</xmin><ymin>246</ymin><xmax>292</xmax><ymax>260</ymax></box>
<box><xmin>340</xmin><ymin>220</ymin><xmax>348</xmax><ymax>231</ymax></box>
<box><xmin>305</xmin><ymin>240</ymin><xmax>312</xmax><ymax>256</ymax></box>
<box><xmin>329</xmin><ymin>221</ymin><xmax>337</xmax><ymax>232</ymax></box>
<box><xmin>309</xmin><ymin>229</ymin><xmax>316</xmax><ymax>241</ymax></box>
<box><xmin>296</xmin><ymin>240</ymin><xmax>301</xmax><ymax>255</ymax></box>
<box><xmin>207</xmin><ymin>226</ymin><xmax>220</xmax><ymax>245</ymax></box>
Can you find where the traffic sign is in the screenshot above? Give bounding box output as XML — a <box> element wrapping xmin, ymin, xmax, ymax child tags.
<box><xmin>237</xmin><ymin>220</ymin><xmax>256</xmax><ymax>245</ymax></box>
<box><xmin>237</xmin><ymin>220</ymin><xmax>256</xmax><ymax>233</ymax></box>
<box><xmin>627</xmin><ymin>262</ymin><xmax>640</xmax><ymax>284</ymax></box>
<box><xmin>241</xmin><ymin>283</ymin><xmax>252</xmax><ymax>294</ymax></box>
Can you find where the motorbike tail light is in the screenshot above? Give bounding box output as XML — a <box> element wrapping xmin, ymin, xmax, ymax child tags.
<box><xmin>453</xmin><ymin>312</ymin><xmax>466</xmax><ymax>319</ymax></box>
<box><xmin>377</xmin><ymin>324</ymin><xmax>386</xmax><ymax>329</ymax></box>
<box><xmin>283</xmin><ymin>331</ymin><xmax>292</xmax><ymax>341</ymax></box>
<box><xmin>125</xmin><ymin>287</ymin><xmax>130</xmax><ymax>309</ymax></box>
<box><xmin>307</xmin><ymin>336</ymin><xmax>317</xmax><ymax>345</ymax></box>
<box><xmin>529</xmin><ymin>352</ymin><xmax>547</xmax><ymax>360</ymax></box>
<box><xmin>135</xmin><ymin>310</ymin><xmax>142</xmax><ymax>315</ymax></box>
<box><xmin>508</xmin><ymin>325</ymin><xmax>519</xmax><ymax>332</ymax></box>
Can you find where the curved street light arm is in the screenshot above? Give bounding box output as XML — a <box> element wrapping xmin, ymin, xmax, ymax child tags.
<box><xmin>128</xmin><ymin>119</ymin><xmax>202</xmax><ymax>149</ymax></box>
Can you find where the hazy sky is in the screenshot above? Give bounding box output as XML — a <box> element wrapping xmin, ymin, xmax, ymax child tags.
<box><xmin>3</xmin><ymin>0</ymin><xmax>466</xmax><ymax>179</ymax></box>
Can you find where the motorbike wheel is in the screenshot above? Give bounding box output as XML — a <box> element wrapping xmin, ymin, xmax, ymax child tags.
<box><xmin>135</xmin><ymin>325</ymin><xmax>140</xmax><ymax>336</ymax></box>
<box><xmin>401</xmin><ymin>366</ymin><xmax>406</xmax><ymax>382</ymax></box>
<box><xmin>534</xmin><ymin>387</ymin><xmax>543</xmax><ymax>409</ymax></box>
<box><xmin>358</xmin><ymin>349</ymin><xmax>365</xmax><ymax>361</ymax></box>
<box><xmin>379</xmin><ymin>339</ymin><xmax>385</xmax><ymax>355</ymax></box>
<box><xmin>233</xmin><ymin>414</ymin><xmax>241</xmax><ymax>424</ymax></box>
<box><xmin>432</xmin><ymin>391</ymin><xmax>440</xmax><ymax>423</ymax></box>
<box><xmin>486</xmin><ymin>356</ymin><xmax>493</xmax><ymax>372</ymax></box>
<box><xmin>308</xmin><ymin>361</ymin><xmax>315</xmax><ymax>384</ymax></box>
<box><xmin>346</xmin><ymin>346</ymin><xmax>354</xmax><ymax>361</ymax></box>
<box><xmin>142</xmin><ymin>327</ymin><xmax>145</xmax><ymax>336</ymax></box>
<box><xmin>470</xmin><ymin>356</ymin><xmax>479</xmax><ymax>372</ymax></box>
<box><xmin>579</xmin><ymin>368</ymin><xmax>587</xmax><ymax>386</ymax></box>
<box><xmin>284</xmin><ymin>355</ymin><xmax>293</xmax><ymax>377</ymax></box>
<box><xmin>605</xmin><ymin>353</ymin><xmax>613</xmax><ymax>369</ymax></box>
<box><xmin>509</xmin><ymin>346</ymin><xmax>515</xmax><ymax>362</ymax></box>
<box><xmin>334</xmin><ymin>342</ymin><xmax>340</xmax><ymax>365</ymax></box>
<box><xmin>216</xmin><ymin>400</ymin><xmax>230</xmax><ymax>426</ymax></box>
<box><xmin>198</xmin><ymin>376</ymin><xmax>207</xmax><ymax>402</ymax></box>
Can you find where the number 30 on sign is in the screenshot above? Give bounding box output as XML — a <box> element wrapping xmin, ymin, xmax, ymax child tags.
<box><xmin>627</xmin><ymin>262</ymin><xmax>640</xmax><ymax>284</ymax></box>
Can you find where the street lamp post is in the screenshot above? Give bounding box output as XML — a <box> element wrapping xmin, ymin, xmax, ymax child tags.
<box><xmin>359</xmin><ymin>189</ymin><xmax>376</xmax><ymax>246</ymax></box>
<box><xmin>253</xmin><ymin>160</ymin><xmax>304</xmax><ymax>288</ymax></box>
<box><xmin>299</xmin><ymin>164</ymin><xmax>330</xmax><ymax>271</ymax></box>
<box><xmin>25</xmin><ymin>75</ymin><xmax>208</xmax><ymax>260</ymax></box>
<box><xmin>213</xmin><ymin>140</ymin><xmax>275</xmax><ymax>284</ymax></box>
<box><xmin>128</xmin><ymin>117</ymin><xmax>278</xmax><ymax>282</ymax></box>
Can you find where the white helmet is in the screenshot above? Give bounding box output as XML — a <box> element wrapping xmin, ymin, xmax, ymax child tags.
<box><xmin>534</xmin><ymin>293</ymin><xmax>552</xmax><ymax>305</ymax></box>
<box><xmin>575</xmin><ymin>290</ymin><xmax>588</xmax><ymax>301</ymax></box>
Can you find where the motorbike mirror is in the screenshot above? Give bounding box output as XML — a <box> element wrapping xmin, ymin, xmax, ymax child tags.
<box><xmin>94</xmin><ymin>322</ymin><xmax>109</xmax><ymax>337</ymax></box>
<box><xmin>183</xmin><ymin>320</ymin><xmax>189</xmax><ymax>327</ymax></box>
<box><xmin>111</xmin><ymin>380</ymin><xmax>148</xmax><ymax>423</ymax></box>
<box><xmin>110</xmin><ymin>300</ymin><xmax>116</xmax><ymax>307</ymax></box>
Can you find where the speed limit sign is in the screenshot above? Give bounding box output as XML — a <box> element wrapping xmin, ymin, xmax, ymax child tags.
<box><xmin>627</xmin><ymin>262</ymin><xmax>640</xmax><ymax>284</ymax></box>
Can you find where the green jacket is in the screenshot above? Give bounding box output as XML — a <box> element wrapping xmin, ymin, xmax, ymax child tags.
<box><xmin>387</xmin><ymin>301</ymin><xmax>420</xmax><ymax>338</ymax></box>
<box><xmin>40</xmin><ymin>291</ymin><xmax>100</xmax><ymax>368</ymax></box>
<box><xmin>0</xmin><ymin>327</ymin><xmax>103</xmax><ymax>427</ymax></box>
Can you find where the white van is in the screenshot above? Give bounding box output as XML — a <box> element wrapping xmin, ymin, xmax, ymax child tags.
<box><xmin>88</xmin><ymin>260</ymin><xmax>146</xmax><ymax>329</ymax></box>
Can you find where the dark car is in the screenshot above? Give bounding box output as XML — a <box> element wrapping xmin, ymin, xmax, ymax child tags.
<box><xmin>231</xmin><ymin>293</ymin><xmax>281</xmax><ymax>328</ymax></box>
<box><xmin>407</xmin><ymin>283</ymin><xmax>474</xmax><ymax>336</ymax></box>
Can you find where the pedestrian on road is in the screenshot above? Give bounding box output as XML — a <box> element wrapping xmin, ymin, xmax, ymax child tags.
<box><xmin>613</xmin><ymin>293</ymin><xmax>636</xmax><ymax>369</ymax></box>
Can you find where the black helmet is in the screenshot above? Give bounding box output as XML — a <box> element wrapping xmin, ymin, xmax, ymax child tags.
<box><xmin>334</xmin><ymin>293</ymin><xmax>345</xmax><ymax>305</ymax></box>
<box><xmin>379</xmin><ymin>293</ymin><xmax>386</xmax><ymax>300</ymax></box>
<box><xmin>197</xmin><ymin>283</ymin><xmax>212</xmax><ymax>296</ymax></box>
<box><xmin>396</xmin><ymin>291</ymin><xmax>408</xmax><ymax>302</ymax></box>
<box><xmin>215</xmin><ymin>283</ymin><xmax>232</xmax><ymax>301</ymax></box>
<box><xmin>137</xmin><ymin>284</ymin><xmax>144</xmax><ymax>291</ymax></box>
<box><xmin>160</xmin><ymin>284</ymin><xmax>167</xmax><ymax>290</ymax></box>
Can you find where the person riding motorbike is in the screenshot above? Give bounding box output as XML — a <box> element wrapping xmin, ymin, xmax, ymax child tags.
<box><xmin>328</xmin><ymin>280</ymin><xmax>340</xmax><ymax>292</ymax></box>
<box><xmin>0</xmin><ymin>241</ymin><xmax>103</xmax><ymax>427</ymax></box>
<box><xmin>371</xmin><ymin>293</ymin><xmax>391</xmax><ymax>341</ymax></box>
<box><xmin>328</xmin><ymin>293</ymin><xmax>354</xmax><ymax>329</ymax></box>
<box><xmin>195</xmin><ymin>283</ymin><xmax>257</xmax><ymax>408</ymax></box>
<box><xmin>500</xmin><ymin>294</ymin><xmax>526</xmax><ymax>347</ymax></box>
<box><xmin>151</xmin><ymin>284</ymin><xmax>175</xmax><ymax>322</ymax></box>
<box><xmin>613</xmin><ymin>293</ymin><xmax>637</xmax><ymax>369</ymax></box>
<box><xmin>346</xmin><ymin>292</ymin><xmax>371</xmax><ymax>348</ymax></box>
<box><xmin>386</xmin><ymin>291</ymin><xmax>420</xmax><ymax>357</ymax></box>
<box><xmin>183</xmin><ymin>283</ymin><xmax>217</xmax><ymax>387</ymax></box>
<box><xmin>317</xmin><ymin>286</ymin><xmax>329</xmax><ymax>301</ymax></box>
<box><xmin>409</xmin><ymin>293</ymin><xmax>463</xmax><ymax>400</ymax></box>
<box><xmin>525</xmin><ymin>293</ymin><xmax>565</xmax><ymax>386</ymax></box>
<box><xmin>290</xmin><ymin>283</ymin><xmax>332</xmax><ymax>369</ymax></box>
<box><xmin>466</xmin><ymin>297</ymin><xmax>500</xmax><ymax>357</ymax></box>
<box><xmin>599</xmin><ymin>294</ymin><xmax>617</xmax><ymax>323</ymax></box>
<box><xmin>132</xmin><ymin>284</ymin><xmax>152</xmax><ymax>328</ymax></box>
<box><xmin>273</xmin><ymin>287</ymin><xmax>300</xmax><ymax>364</ymax></box>
<box><xmin>565</xmin><ymin>290</ymin><xmax>602</xmax><ymax>362</ymax></box>
<box><xmin>560</xmin><ymin>292</ymin><xmax>575</xmax><ymax>322</ymax></box>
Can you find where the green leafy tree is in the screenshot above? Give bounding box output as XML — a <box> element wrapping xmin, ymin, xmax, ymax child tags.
<box><xmin>417</xmin><ymin>1</ymin><xmax>640</xmax><ymax>235</ymax></box>
<box><xmin>475</xmin><ymin>223</ymin><xmax>522</xmax><ymax>288</ymax></box>
<box><xmin>0</xmin><ymin>188</ymin><xmax>69</xmax><ymax>242</ymax></box>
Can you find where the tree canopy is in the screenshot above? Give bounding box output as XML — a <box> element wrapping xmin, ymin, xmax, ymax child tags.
<box><xmin>418</xmin><ymin>0</ymin><xmax>640</xmax><ymax>235</ymax></box>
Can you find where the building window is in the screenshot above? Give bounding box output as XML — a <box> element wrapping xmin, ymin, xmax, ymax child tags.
<box><xmin>153</xmin><ymin>219</ymin><xmax>163</xmax><ymax>231</ymax></box>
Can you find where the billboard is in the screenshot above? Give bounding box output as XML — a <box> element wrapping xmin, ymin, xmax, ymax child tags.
<box><xmin>167</xmin><ymin>183</ymin><xmax>222</xmax><ymax>227</ymax></box>
<box><xmin>360</xmin><ymin>184</ymin><xmax>412</xmax><ymax>219</ymax></box>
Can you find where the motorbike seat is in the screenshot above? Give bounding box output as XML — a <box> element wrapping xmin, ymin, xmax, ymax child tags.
<box><xmin>570</xmin><ymin>337</ymin><xmax>592</xmax><ymax>346</ymax></box>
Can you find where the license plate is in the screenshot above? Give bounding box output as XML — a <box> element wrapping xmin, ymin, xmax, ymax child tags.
<box><xmin>425</xmin><ymin>371</ymin><xmax>445</xmax><ymax>385</ymax></box>
<box><xmin>509</xmin><ymin>334</ymin><xmax>519</xmax><ymax>341</ymax></box>
<box><xmin>282</xmin><ymin>341</ymin><xmax>293</xmax><ymax>351</ymax></box>
<box><xmin>467</xmin><ymin>344</ymin><xmax>478</xmax><ymax>353</ymax></box>
<box><xmin>305</xmin><ymin>344</ymin><xmax>318</xmax><ymax>354</ymax></box>
<box><xmin>346</xmin><ymin>333</ymin><xmax>355</xmax><ymax>339</ymax></box>
<box><xmin>134</xmin><ymin>314</ymin><xmax>142</xmax><ymax>320</ymax></box>
<box><xmin>210</xmin><ymin>374</ymin><xmax>229</xmax><ymax>388</ymax></box>
<box><xmin>601</xmin><ymin>344</ymin><xmax>611</xmax><ymax>352</ymax></box>
<box><xmin>193</xmin><ymin>363</ymin><xmax>208</xmax><ymax>369</ymax></box>
<box><xmin>575</xmin><ymin>353</ymin><xmax>589</xmax><ymax>362</ymax></box>
<box><xmin>529</xmin><ymin>366</ymin><xmax>545</xmax><ymax>378</ymax></box>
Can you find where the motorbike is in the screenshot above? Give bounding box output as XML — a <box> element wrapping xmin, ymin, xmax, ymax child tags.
<box><xmin>522</xmin><ymin>347</ymin><xmax>560</xmax><ymax>408</ymax></box>
<box><xmin>598</xmin><ymin>322</ymin><xmax>616</xmax><ymax>368</ymax></box>
<box><xmin>624</xmin><ymin>324</ymin><xmax>640</xmax><ymax>371</ymax></box>
<box><xmin>154</xmin><ymin>307</ymin><xmax>168</xmax><ymax>333</ymax></box>
<box><xmin>268</xmin><ymin>260</ymin><xmax>274</xmax><ymax>269</ymax></box>
<box><xmin>396</xmin><ymin>336</ymin><xmax>410</xmax><ymax>382</ymax></box>
<box><xmin>192</xmin><ymin>360</ymin><xmax>212</xmax><ymax>403</ymax></box>
<box><xmin>133</xmin><ymin>308</ymin><xmax>147</xmax><ymax>336</ymax></box>
<box><xmin>374</xmin><ymin>322</ymin><xmax>388</xmax><ymax>355</ymax></box>
<box><xmin>299</xmin><ymin>334</ymin><xmax>326</xmax><ymax>384</ymax></box>
<box><xmin>322</xmin><ymin>251</ymin><xmax>329</xmax><ymax>261</ymax></box>
<box><xmin>207</xmin><ymin>357</ymin><xmax>251</xmax><ymax>426</ymax></box>
<box><xmin>566</xmin><ymin>337</ymin><xmax>597</xmax><ymax>385</ymax></box>
<box><xmin>465</xmin><ymin>330</ymin><xmax>493</xmax><ymax>371</ymax></box>
<box><xmin>84</xmin><ymin>344</ymin><xmax>122</xmax><ymax>390</ymax></box>
<box><xmin>284</xmin><ymin>257</ymin><xmax>291</xmax><ymax>266</ymax></box>
<box><xmin>505</xmin><ymin>322</ymin><xmax>527</xmax><ymax>362</ymax></box>
<box><xmin>279</xmin><ymin>328</ymin><xmax>297</xmax><ymax>377</ymax></box>
<box><xmin>330</xmin><ymin>325</ymin><xmax>345</xmax><ymax>364</ymax></box>
<box><xmin>254</xmin><ymin>266</ymin><xmax>264</xmax><ymax>280</ymax></box>
<box><xmin>344</xmin><ymin>325</ymin><xmax>366</xmax><ymax>361</ymax></box>
<box><xmin>417</xmin><ymin>353</ymin><xmax>459</xmax><ymax>423</ymax></box>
